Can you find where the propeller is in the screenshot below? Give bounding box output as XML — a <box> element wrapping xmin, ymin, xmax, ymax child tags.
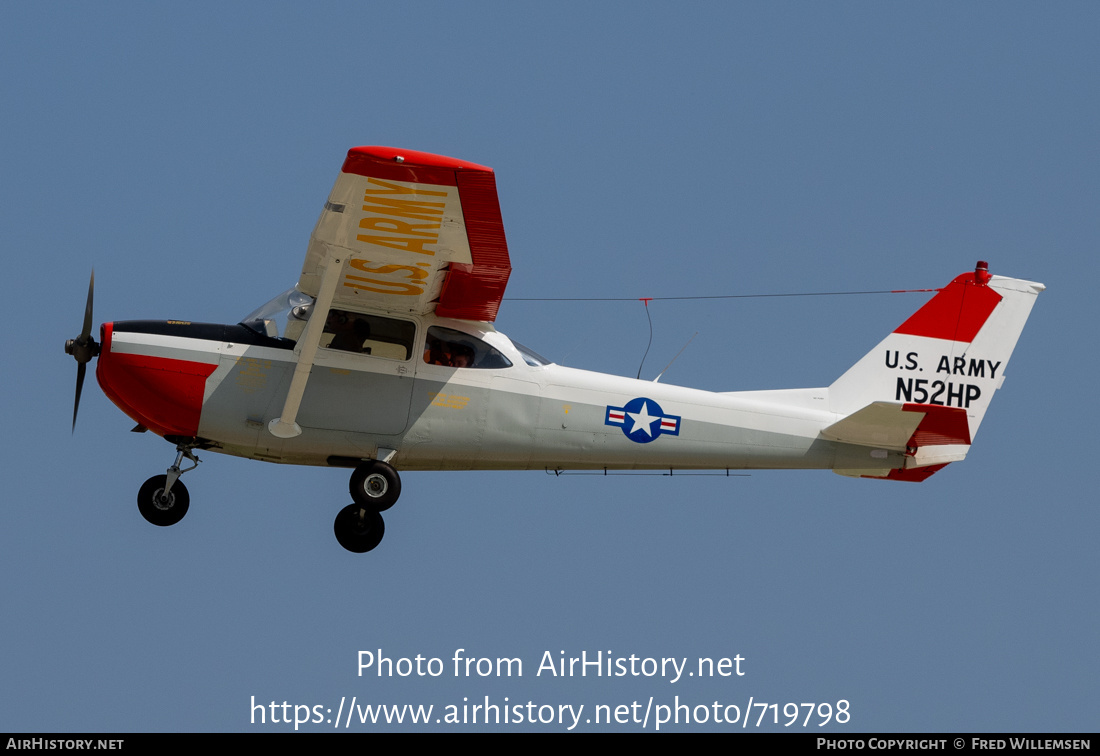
<box><xmin>64</xmin><ymin>270</ymin><xmax>101</xmax><ymax>432</ymax></box>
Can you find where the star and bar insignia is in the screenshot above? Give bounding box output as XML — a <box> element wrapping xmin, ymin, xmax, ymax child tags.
<box><xmin>605</xmin><ymin>397</ymin><xmax>681</xmax><ymax>444</ymax></box>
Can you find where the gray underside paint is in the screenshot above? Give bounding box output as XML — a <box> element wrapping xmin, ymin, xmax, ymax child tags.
<box><xmin>197</xmin><ymin>345</ymin><xmax>903</xmax><ymax>474</ymax></box>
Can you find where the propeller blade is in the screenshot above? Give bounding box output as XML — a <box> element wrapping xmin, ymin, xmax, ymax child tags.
<box><xmin>81</xmin><ymin>270</ymin><xmax>95</xmax><ymax>340</ymax></box>
<box><xmin>73</xmin><ymin>362</ymin><xmax>86</xmax><ymax>433</ymax></box>
<box><xmin>68</xmin><ymin>269</ymin><xmax>99</xmax><ymax>432</ymax></box>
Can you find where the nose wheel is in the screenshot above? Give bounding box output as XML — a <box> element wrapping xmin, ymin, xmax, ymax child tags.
<box><xmin>138</xmin><ymin>475</ymin><xmax>190</xmax><ymax>526</ymax></box>
<box><xmin>137</xmin><ymin>443</ymin><xmax>200</xmax><ymax>527</ymax></box>
<box><xmin>334</xmin><ymin>459</ymin><xmax>401</xmax><ymax>552</ymax></box>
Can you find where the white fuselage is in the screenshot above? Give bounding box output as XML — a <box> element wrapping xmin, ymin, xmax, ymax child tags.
<box><xmin>99</xmin><ymin>314</ymin><xmax>902</xmax><ymax>476</ymax></box>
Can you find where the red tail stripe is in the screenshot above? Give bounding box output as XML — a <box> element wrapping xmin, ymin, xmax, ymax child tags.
<box><xmin>893</xmin><ymin>272</ymin><xmax>1002</xmax><ymax>342</ymax></box>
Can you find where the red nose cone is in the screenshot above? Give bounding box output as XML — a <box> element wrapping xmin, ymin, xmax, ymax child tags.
<box><xmin>96</xmin><ymin>322</ymin><xmax>216</xmax><ymax>437</ymax></box>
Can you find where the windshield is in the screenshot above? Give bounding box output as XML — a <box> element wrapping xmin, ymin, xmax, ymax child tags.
<box><xmin>240</xmin><ymin>288</ymin><xmax>315</xmax><ymax>341</ymax></box>
<box><xmin>509</xmin><ymin>338</ymin><xmax>553</xmax><ymax>367</ymax></box>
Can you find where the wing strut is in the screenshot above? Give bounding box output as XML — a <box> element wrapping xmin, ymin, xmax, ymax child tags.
<box><xmin>268</xmin><ymin>253</ymin><xmax>343</xmax><ymax>439</ymax></box>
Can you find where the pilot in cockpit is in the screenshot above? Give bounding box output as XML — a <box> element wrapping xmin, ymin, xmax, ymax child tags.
<box><xmin>423</xmin><ymin>333</ymin><xmax>473</xmax><ymax>368</ymax></box>
<box><xmin>325</xmin><ymin>309</ymin><xmax>371</xmax><ymax>353</ymax></box>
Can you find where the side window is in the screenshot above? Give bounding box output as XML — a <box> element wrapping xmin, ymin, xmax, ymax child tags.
<box><xmin>323</xmin><ymin>308</ymin><xmax>415</xmax><ymax>360</ymax></box>
<box><xmin>423</xmin><ymin>326</ymin><xmax>512</xmax><ymax>369</ymax></box>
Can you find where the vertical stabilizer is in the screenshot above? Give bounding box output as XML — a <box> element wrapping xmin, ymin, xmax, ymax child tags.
<box><xmin>828</xmin><ymin>262</ymin><xmax>1044</xmax><ymax>445</ymax></box>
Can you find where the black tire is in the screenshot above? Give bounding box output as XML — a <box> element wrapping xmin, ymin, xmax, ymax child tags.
<box><xmin>137</xmin><ymin>475</ymin><xmax>190</xmax><ymax>527</ymax></box>
<box><xmin>349</xmin><ymin>460</ymin><xmax>401</xmax><ymax>512</ymax></box>
<box><xmin>333</xmin><ymin>504</ymin><xmax>385</xmax><ymax>553</ymax></box>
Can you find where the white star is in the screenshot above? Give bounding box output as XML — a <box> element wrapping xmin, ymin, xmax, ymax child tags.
<box><xmin>627</xmin><ymin>402</ymin><xmax>659</xmax><ymax>437</ymax></box>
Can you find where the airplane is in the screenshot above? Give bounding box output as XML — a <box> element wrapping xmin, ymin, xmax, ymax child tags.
<box><xmin>64</xmin><ymin>146</ymin><xmax>1045</xmax><ymax>553</ymax></box>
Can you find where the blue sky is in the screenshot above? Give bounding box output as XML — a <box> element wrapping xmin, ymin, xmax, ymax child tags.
<box><xmin>2</xmin><ymin>2</ymin><xmax>1096</xmax><ymax>732</ymax></box>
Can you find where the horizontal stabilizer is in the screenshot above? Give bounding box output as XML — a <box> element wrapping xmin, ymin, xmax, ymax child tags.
<box><xmin>822</xmin><ymin>401</ymin><xmax>971</xmax><ymax>452</ymax></box>
<box><xmin>823</xmin><ymin>401</ymin><xmax>922</xmax><ymax>450</ymax></box>
<box><xmin>834</xmin><ymin>463</ymin><xmax>950</xmax><ymax>481</ymax></box>
<box><xmin>869</xmin><ymin>464</ymin><xmax>950</xmax><ymax>482</ymax></box>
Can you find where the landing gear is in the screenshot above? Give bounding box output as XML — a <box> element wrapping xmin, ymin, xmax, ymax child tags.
<box><xmin>137</xmin><ymin>443</ymin><xmax>200</xmax><ymax>527</ymax></box>
<box><xmin>335</xmin><ymin>459</ymin><xmax>401</xmax><ymax>552</ymax></box>
<box><xmin>349</xmin><ymin>460</ymin><xmax>401</xmax><ymax>512</ymax></box>
<box><xmin>333</xmin><ymin>504</ymin><xmax>386</xmax><ymax>553</ymax></box>
<box><xmin>131</xmin><ymin>443</ymin><xmax>400</xmax><ymax>551</ymax></box>
<box><xmin>138</xmin><ymin>475</ymin><xmax>190</xmax><ymax>526</ymax></box>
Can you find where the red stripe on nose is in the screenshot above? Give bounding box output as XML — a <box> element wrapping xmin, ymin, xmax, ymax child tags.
<box><xmin>96</xmin><ymin>323</ymin><xmax>217</xmax><ymax>437</ymax></box>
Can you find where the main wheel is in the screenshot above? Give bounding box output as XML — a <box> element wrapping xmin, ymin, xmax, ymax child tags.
<box><xmin>333</xmin><ymin>504</ymin><xmax>385</xmax><ymax>553</ymax></box>
<box><xmin>137</xmin><ymin>475</ymin><xmax>190</xmax><ymax>527</ymax></box>
<box><xmin>349</xmin><ymin>460</ymin><xmax>401</xmax><ymax>512</ymax></box>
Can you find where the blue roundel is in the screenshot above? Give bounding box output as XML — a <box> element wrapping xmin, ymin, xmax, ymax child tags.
<box><xmin>604</xmin><ymin>397</ymin><xmax>681</xmax><ymax>444</ymax></box>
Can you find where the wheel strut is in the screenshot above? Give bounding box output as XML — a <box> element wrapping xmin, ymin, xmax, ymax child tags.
<box><xmin>161</xmin><ymin>443</ymin><xmax>200</xmax><ymax>503</ymax></box>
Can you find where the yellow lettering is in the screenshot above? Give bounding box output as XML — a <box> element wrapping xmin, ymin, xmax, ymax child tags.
<box><xmin>364</xmin><ymin>177</ymin><xmax>448</xmax><ymax>197</ymax></box>
<box><xmin>428</xmin><ymin>393</ymin><xmax>469</xmax><ymax>409</ymax></box>
<box><xmin>361</xmin><ymin>196</ymin><xmax>445</xmax><ymax>221</ymax></box>
<box><xmin>234</xmin><ymin>357</ymin><xmax>270</xmax><ymax>394</ymax></box>
<box><xmin>357</xmin><ymin>217</ymin><xmax>440</xmax><ymax>238</ymax></box>
<box><xmin>349</xmin><ymin>260</ymin><xmax>430</xmax><ymax>281</ymax></box>
<box><xmin>354</xmin><ymin>235</ymin><xmax>438</xmax><ymax>256</ymax></box>
<box><xmin>343</xmin><ymin>277</ymin><xmax>422</xmax><ymax>296</ymax></box>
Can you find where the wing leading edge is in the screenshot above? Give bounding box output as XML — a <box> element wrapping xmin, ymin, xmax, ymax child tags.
<box><xmin>298</xmin><ymin>146</ymin><xmax>511</xmax><ymax>322</ymax></box>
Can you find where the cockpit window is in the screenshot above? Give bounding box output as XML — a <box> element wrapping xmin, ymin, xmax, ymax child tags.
<box><xmin>423</xmin><ymin>326</ymin><xmax>512</xmax><ymax>369</ymax></box>
<box><xmin>323</xmin><ymin>308</ymin><xmax>416</xmax><ymax>360</ymax></box>
<box><xmin>240</xmin><ymin>292</ymin><xmax>415</xmax><ymax>359</ymax></box>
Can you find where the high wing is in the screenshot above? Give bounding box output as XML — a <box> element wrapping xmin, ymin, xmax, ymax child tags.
<box><xmin>268</xmin><ymin>147</ymin><xmax>511</xmax><ymax>439</ymax></box>
<box><xmin>298</xmin><ymin>146</ymin><xmax>511</xmax><ymax>321</ymax></box>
